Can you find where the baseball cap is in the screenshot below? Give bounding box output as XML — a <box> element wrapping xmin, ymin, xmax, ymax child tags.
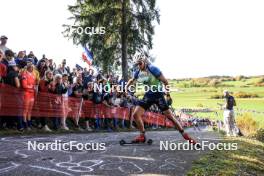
<box><xmin>0</xmin><ymin>35</ymin><xmax>8</xmax><ymax>40</ymax></box>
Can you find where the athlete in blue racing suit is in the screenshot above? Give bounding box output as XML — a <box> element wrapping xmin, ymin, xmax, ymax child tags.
<box><xmin>126</xmin><ymin>53</ymin><xmax>199</xmax><ymax>145</ymax></box>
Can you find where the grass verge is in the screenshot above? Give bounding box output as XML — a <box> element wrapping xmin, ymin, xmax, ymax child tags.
<box><xmin>187</xmin><ymin>137</ymin><xmax>264</xmax><ymax>176</ymax></box>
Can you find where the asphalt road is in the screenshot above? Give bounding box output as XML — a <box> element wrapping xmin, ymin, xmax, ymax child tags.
<box><xmin>0</xmin><ymin>128</ymin><xmax>220</xmax><ymax>176</ymax></box>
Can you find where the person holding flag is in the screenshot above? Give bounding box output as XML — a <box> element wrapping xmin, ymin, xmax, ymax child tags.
<box><xmin>82</xmin><ymin>46</ymin><xmax>93</xmax><ymax>67</ymax></box>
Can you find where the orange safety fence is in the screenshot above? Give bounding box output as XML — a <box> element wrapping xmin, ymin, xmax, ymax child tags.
<box><xmin>0</xmin><ymin>83</ymin><xmax>175</xmax><ymax>127</ymax></box>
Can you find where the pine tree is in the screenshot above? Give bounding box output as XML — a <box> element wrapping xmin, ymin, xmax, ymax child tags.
<box><xmin>63</xmin><ymin>0</ymin><xmax>160</xmax><ymax>81</ymax></box>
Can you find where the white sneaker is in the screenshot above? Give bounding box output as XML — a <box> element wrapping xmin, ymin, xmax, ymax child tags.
<box><xmin>86</xmin><ymin>127</ymin><xmax>93</xmax><ymax>132</ymax></box>
<box><xmin>61</xmin><ymin>126</ymin><xmax>69</xmax><ymax>131</ymax></box>
<box><xmin>43</xmin><ymin>125</ymin><xmax>52</xmax><ymax>132</ymax></box>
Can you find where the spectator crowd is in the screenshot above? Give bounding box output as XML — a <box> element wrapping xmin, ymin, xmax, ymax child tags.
<box><xmin>0</xmin><ymin>35</ymin><xmax>173</xmax><ymax>133</ymax></box>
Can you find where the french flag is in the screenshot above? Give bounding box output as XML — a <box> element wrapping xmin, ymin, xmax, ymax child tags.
<box><xmin>82</xmin><ymin>46</ymin><xmax>93</xmax><ymax>66</ymax></box>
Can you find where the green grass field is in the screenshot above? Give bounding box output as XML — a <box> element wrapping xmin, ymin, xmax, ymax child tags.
<box><xmin>169</xmin><ymin>77</ymin><xmax>264</xmax><ymax>128</ymax></box>
<box><xmin>187</xmin><ymin>136</ymin><xmax>264</xmax><ymax>175</ymax></box>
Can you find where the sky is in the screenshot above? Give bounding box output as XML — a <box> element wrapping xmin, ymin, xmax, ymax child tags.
<box><xmin>1</xmin><ymin>0</ymin><xmax>264</xmax><ymax>78</ymax></box>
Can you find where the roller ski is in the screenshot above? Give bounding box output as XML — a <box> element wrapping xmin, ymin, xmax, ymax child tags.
<box><xmin>120</xmin><ymin>134</ymin><xmax>153</xmax><ymax>146</ymax></box>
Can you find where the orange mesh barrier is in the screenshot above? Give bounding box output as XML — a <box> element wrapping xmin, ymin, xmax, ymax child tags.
<box><xmin>0</xmin><ymin>83</ymin><xmax>179</xmax><ymax>127</ymax></box>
